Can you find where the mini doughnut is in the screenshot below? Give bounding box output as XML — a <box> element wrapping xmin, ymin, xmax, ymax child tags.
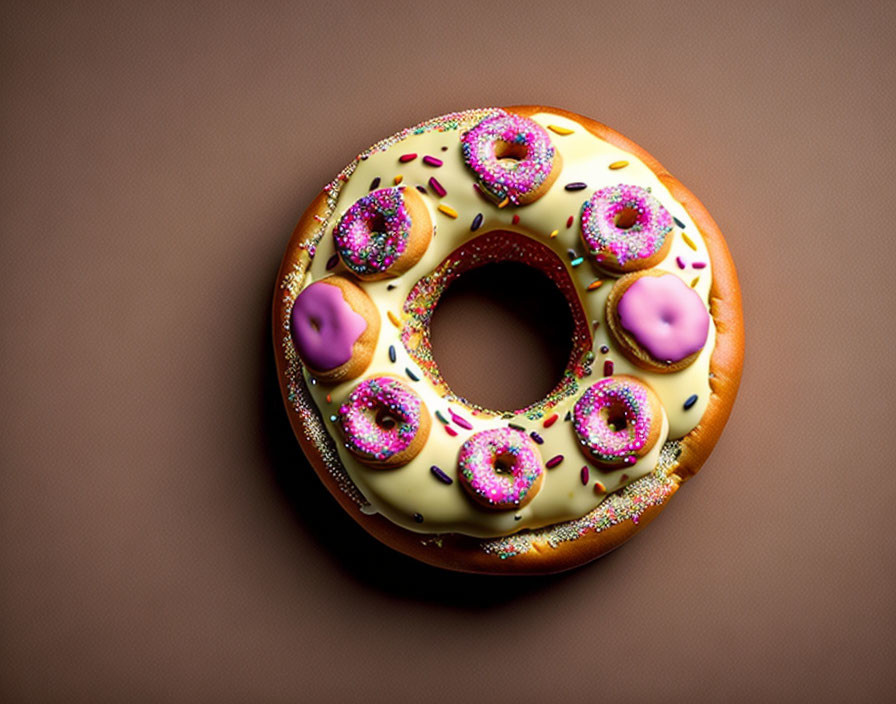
<box><xmin>289</xmin><ymin>275</ymin><xmax>380</xmax><ymax>383</ymax></box>
<box><xmin>572</xmin><ymin>376</ymin><xmax>663</xmax><ymax>468</ymax></box>
<box><xmin>337</xmin><ymin>376</ymin><xmax>430</xmax><ymax>468</ymax></box>
<box><xmin>606</xmin><ymin>269</ymin><xmax>711</xmax><ymax>373</ymax></box>
<box><xmin>460</xmin><ymin>112</ymin><xmax>562</xmax><ymax>205</ymax></box>
<box><xmin>333</xmin><ymin>186</ymin><xmax>432</xmax><ymax>280</ymax></box>
<box><xmin>274</xmin><ymin>106</ymin><xmax>744</xmax><ymax>574</ymax></box>
<box><xmin>581</xmin><ymin>184</ymin><xmax>673</xmax><ymax>272</ymax></box>
<box><xmin>457</xmin><ymin>428</ymin><xmax>544</xmax><ymax>510</ymax></box>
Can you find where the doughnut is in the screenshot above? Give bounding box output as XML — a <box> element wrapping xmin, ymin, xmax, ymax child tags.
<box><xmin>337</xmin><ymin>376</ymin><xmax>430</xmax><ymax>468</ymax></box>
<box><xmin>289</xmin><ymin>275</ymin><xmax>380</xmax><ymax>383</ymax></box>
<box><xmin>457</xmin><ymin>428</ymin><xmax>544</xmax><ymax>510</ymax></box>
<box><xmin>581</xmin><ymin>184</ymin><xmax>673</xmax><ymax>272</ymax></box>
<box><xmin>460</xmin><ymin>112</ymin><xmax>562</xmax><ymax>205</ymax></box>
<box><xmin>273</xmin><ymin>106</ymin><xmax>744</xmax><ymax>574</ymax></box>
<box><xmin>333</xmin><ymin>186</ymin><xmax>432</xmax><ymax>280</ymax></box>
<box><xmin>606</xmin><ymin>269</ymin><xmax>711</xmax><ymax>373</ymax></box>
<box><xmin>572</xmin><ymin>376</ymin><xmax>663</xmax><ymax>468</ymax></box>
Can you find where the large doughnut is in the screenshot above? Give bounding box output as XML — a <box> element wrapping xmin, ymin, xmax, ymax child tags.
<box><xmin>273</xmin><ymin>106</ymin><xmax>744</xmax><ymax>574</ymax></box>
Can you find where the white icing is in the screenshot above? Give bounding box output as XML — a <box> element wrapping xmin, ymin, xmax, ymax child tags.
<box><xmin>298</xmin><ymin>110</ymin><xmax>715</xmax><ymax>538</ymax></box>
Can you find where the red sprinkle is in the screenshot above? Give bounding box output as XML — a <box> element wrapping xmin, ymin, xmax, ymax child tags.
<box><xmin>428</xmin><ymin>177</ymin><xmax>446</xmax><ymax>197</ymax></box>
<box><xmin>422</xmin><ymin>155</ymin><xmax>443</xmax><ymax>167</ymax></box>
<box><xmin>325</xmin><ymin>254</ymin><xmax>338</xmax><ymax>270</ymax></box>
<box><xmin>399</xmin><ymin>153</ymin><xmax>417</xmax><ymax>163</ymax></box>
<box><xmin>444</xmin><ymin>425</ymin><xmax>458</xmax><ymax>437</ymax></box>
<box><xmin>566</xmin><ymin>215</ymin><xmax>574</xmax><ymax>228</ymax></box>
<box><xmin>546</xmin><ymin>455</ymin><xmax>564</xmax><ymax>469</ymax></box>
<box><xmin>603</xmin><ymin>360</ymin><xmax>614</xmax><ymax>376</ymax></box>
<box><xmin>580</xmin><ymin>466</ymin><xmax>590</xmax><ymax>485</ymax></box>
<box><xmin>543</xmin><ymin>413</ymin><xmax>559</xmax><ymax>428</ymax></box>
<box><xmin>512</xmin><ymin>214</ymin><xmax>520</xmax><ymax>225</ymax></box>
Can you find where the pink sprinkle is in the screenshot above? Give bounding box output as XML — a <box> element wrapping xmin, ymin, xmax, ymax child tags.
<box><xmin>603</xmin><ymin>360</ymin><xmax>614</xmax><ymax>376</ymax></box>
<box><xmin>448</xmin><ymin>409</ymin><xmax>473</xmax><ymax>430</ymax></box>
<box><xmin>444</xmin><ymin>425</ymin><xmax>458</xmax><ymax>437</ymax></box>
<box><xmin>580</xmin><ymin>466</ymin><xmax>589</xmax><ymax>485</ymax></box>
<box><xmin>676</xmin><ymin>256</ymin><xmax>686</xmax><ymax>269</ymax></box>
<box><xmin>422</xmin><ymin>155</ymin><xmax>443</xmax><ymax>167</ymax></box>
<box><xmin>693</xmin><ymin>261</ymin><xmax>707</xmax><ymax>269</ymax></box>
<box><xmin>566</xmin><ymin>215</ymin><xmax>574</xmax><ymax>228</ymax></box>
<box><xmin>428</xmin><ymin>177</ymin><xmax>446</xmax><ymax>197</ymax></box>
<box><xmin>512</xmin><ymin>214</ymin><xmax>520</xmax><ymax>225</ymax></box>
<box><xmin>546</xmin><ymin>455</ymin><xmax>564</xmax><ymax>469</ymax></box>
<box><xmin>399</xmin><ymin>153</ymin><xmax>417</xmax><ymax>163</ymax></box>
<box><xmin>632</xmin><ymin>514</ymin><xmax>640</xmax><ymax>524</ymax></box>
<box><xmin>543</xmin><ymin>413</ymin><xmax>559</xmax><ymax>428</ymax></box>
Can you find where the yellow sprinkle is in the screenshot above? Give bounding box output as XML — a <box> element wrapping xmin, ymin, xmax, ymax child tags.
<box><xmin>547</xmin><ymin>124</ymin><xmax>574</xmax><ymax>135</ymax></box>
<box><xmin>549</xmin><ymin>229</ymin><xmax>559</xmax><ymax>239</ymax></box>
<box><xmin>387</xmin><ymin>311</ymin><xmax>401</xmax><ymax>328</ymax></box>
<box><xmin>690</xmin><ymin>276</ymin><xmax>700</xmax><ymax>288</ymax></box>
<box><xmin>437</xmin><ymin>204</ymin><xmax>458</xmax><ymax>218</ymax></box>
<box><xmin>497</xmin><ymin>197</ymin><xmax>510</xmax><ymax>208</ymax></box>
<box><xmin>682</xmin><ymin>232</ymin><xmax>697</xmax><ymax>250</ymax></box>
<box><xmin>608</xmin><ymin>160</ymin><xmax>629</xmax><ymax>170</ymax></box>
<box><xmin>587</xmin><ymin>279</ymin><xmax>604</xmax><ymax>291</ymax></box>
<box><xmin>594</xmin><ymin>481</ymin><xmax>606</xmax><ymax>494</ymax></box>
<box><xmin>393</xmin><ymin>174</ymin><xmax>403</xmax><ymax>184</ymax></box>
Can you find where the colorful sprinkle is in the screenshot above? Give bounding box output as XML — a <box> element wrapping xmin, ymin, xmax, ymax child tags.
<box><xmin>684</xmin><ymin>394</ymin><xmax>698</xmax><ymax>410</ymax></box>
<box><xmin>388</xmin><ymin>345</ymin><xmax>396</xmax><ymax>363</ymax></box>
<box><xmin>423</xmin><ymin>155</ymin><xmax>443</xmax><ymax>167</ymax></box>
<box><xmin>690</xmin><ymin>276</ymin><xmax>700</xmax><ymax>288</ymax></box>
<box><xmin>580</xmin><ymin>466</ymin><xmax>590</xmax><ymax>485</ymax></box>
<box><xmin>369</xmin><ymin>177</ymin><xmax>380</xmax><ymax>191</ymax></box>
<box><xmin>603</xmin><ymin>360</ymin><xmax>614</xmax><ymax>376</ymax></box>
<box><xmin>529</xmin><ymin>431</ymin><xmax>544</xmax><ymax>444</ymax></box>
<box><xmin>437</xmin><ymin>204</ymin><xmax>458</xmax><ymax>218</ymax></box>
<box><xmin>547</xmin><ymin>124</ymin><xmax>574</xmax><ymax>135</ymax></box>
<box><xmin>399</xmin><ymin>153</ymin><xmax>417</xmax><ymax>163</ymax></box>
<box><xmin>692</xmin><ymin>261</ymin><xmax>706</xmax><ymax>269</ymax></box>
<box><xmin>448</xmin><ymin>409</ymin><xmax>473</xmax><ymax>430</ymax></box>
<box><xmin>430</xmin><ymin>465</ymin><xmax>453</xmax><ymax>484</ymax></box>
<box><xmin>570</xmin><ymin>257</ymin><xmax>584</xmax><ymax>267</ymax></box>
<box><xmin>546</xmin><ymin>455</ymin><xmax>564</xmax><ymax>469</ymax></box>
<box><xmin>587</xmin><ymin>279</ymin><xmax>604</xmax><ymax>291</ymax></box>
<box><xmin>471</xmin><ymin>213</ymin><xmax>483</xmax><ymax>231</ymax></box>
<box><xmin>565</xmin><ymin>182</ymin><xmax>587</xmax><ymax>191</ymax></box>
<box><xmin>599</xmin><ymin>345</ymin><xmax>609</xmax><ymax>354</ymax></box>
<box><xmin>543</xmin><ymin>413</ymin><xmax>559</xmax><ymax>428</ymax></box>
<box><xmin>325</xmin><ymin>254</ymin><xmax>338</xmax><ymax>270</ymax></box>
<box><xmin>435</xmin><ymin>410</ymin><xmax>450</xmax><ymax>424</ymax></box>
<box><xmin>508</xmin><ymin>422</ymin><xmax>526</xmax><ymax>432</ymax></box>
<box><xmin>393</xmin><ymin>175</ymin><xmax>403</xmax><ymax>184</ymax></box>
<box><xmin>405</xmin><ymin>367</ymin><xmax>419</xmax><ymax>381</ymax></box>
<box><xmin>676</xmin><ymin>256</ymin><xmax>686</xmax><ymax>269</ymax></box>
<box><xmin>428</xmin><ymin>177</ymin><xmax>446</xmax><ymax>197</ymax></box>
<box><xmin>549</xmin><ymin>229</ymin><xmax>559</xmax><ymax>239</ymax></box>
<box><xmin>673</xmin><ymin>216</ymin><xmax>686</xmax><ymax>229</ymax></box>
<box><xmin>444</xmin><ymin>425</ymin><xmax>458</xmax><ymax>437</ymax></box>
<box><xmin>497</xmin><ymin>196</ymin><xmax>510</xmax><ymax>208</ymax></box>
<box><xmin>413</xmin><ymin>513</ymin><xmax>424</xmax><ymax>523</ymax></box>
<box><xmin>594</xmin><ymin>480</ymin><xmax>606</xmax><ymax>493</ymax></box>
<box><xmin>415</xmin><ymin>185</ymin><xmax>427</xmax><ymax>194</ymax></box>
<box><xmin>325</xmin><ymin>393</ymin><xmax>331</xmax><ymax>403</ymax></box>
<box><xmin>682</xmin><ymin>232</ymin><xmax>697</xmax><ymax>250</ymax></box>
<box><xmin>609</xmin><ymin>160</ymin><xmax>629</xmax><ymax>170</ymax></box>
<box><xmin>566</xmin><ymin>215</ymin><xmax>574</xmax><ymax>228</ymax></box>
<box><xmin>387</xmin><ymin>310</ymin><xmax>400</xmax><ymax>328</ymax></box>
<box><xmin>512</xmin><ymin>214</ymin><xmax>520</xmax><ymax>225</ymax></box>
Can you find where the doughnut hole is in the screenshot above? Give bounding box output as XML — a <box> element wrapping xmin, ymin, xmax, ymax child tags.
<box><xmin>374</xmin><ymin>407</ymin><xmax>399</xmax><ymax>430</ymax></box>
<box><xmin>614</xmin><ymin>207</ymin><xmax>641</xmax><ymax>230</ymax></box>
<box><xmin>429</xmin><ymin>262</ymin><xmax>574</xmax><ymax>411</ymax></box>
<box><xmin>493</xmin><ymin>452</ymin><xmax>518</xmax><ymax>475</ymax></box>
<box><xmin>602</xmin><ymin>402</ymin><xmax>630</xmax><ymax>433</ymax></box>
<box><xmin>493</xmin><ymin>140</ymin><xmax>529</xmax><ymax>162</ymax></box>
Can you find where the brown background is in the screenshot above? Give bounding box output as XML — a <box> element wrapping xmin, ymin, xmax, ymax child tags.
<box><xmin>2</xmin><ymin>1</ymin><xmax>894</xmax><ymax>701</ymax></box>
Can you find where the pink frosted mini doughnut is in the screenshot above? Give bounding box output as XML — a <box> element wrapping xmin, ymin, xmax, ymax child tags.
<box><xmin>606</xmin><ymin>269</ymin><xmax>711</xmax><ymax>373</ymax></box>
<box><xmin>338</xmin><ymin>376</ymin><xmax>431</xmax><ymax>468</ymax></box>
<box><xmin>572</xmin><ymin>376</ymin><xmax>663</xmax><ymax>469</ymax></box>
<box><xmin>580</xmin><ymin>184</ymin><xmax>673</xmax><ymax>272</ymax></box>
<box><xmin>460</xmin><ymin>112</ymin><xmax>562</xmax><ymax>205</ymax></box>
<box><xmin>333</xmin><ymin>186</ymin><xmax>432</xmax><ymax>281</ymax></box>
<box><xmin>457</xmin><ymin>427</ymin><xmax>544</xmax><ymax>510</ymax></box>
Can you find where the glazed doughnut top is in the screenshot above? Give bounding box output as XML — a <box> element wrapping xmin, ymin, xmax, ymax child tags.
<box><xmin>279</xmin><ymin>108</ymin><xmax>717</xmax><ymax>540</ymax></box>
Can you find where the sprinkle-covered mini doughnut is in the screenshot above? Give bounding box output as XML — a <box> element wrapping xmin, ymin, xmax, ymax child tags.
<box><xmin>274</xmin><ymin>106</ymin><xmax>744</xmax><ymax>574</ymax></box>
<box><xmin>460</xmin><ymin>113</ymin><xmax>562</xmax><ymax>205</ymax></box>
<box><xmin>289</xmin><ymin>275</ymin><xmax>380</xmax><ymax>383</ymax></box>
<box><xmin>581</xmin><ymin>184</ymin><xmax>673</xmax><ymax>272</ymax></box>
<box><xmin>334</xmin><ymin>186</ymin><xmax>432</xmax><ymax>280</ymax></box>
<box><xmin>457</xmin><ymin>427</ymin><xmax>544</xmax><ymax>510</ymax></box>
<box><xmin>572</xmin><ymin>376</ymin><xmax>663</xmax><ymax>468</ymax></box>
<box><xmin>337</xmin><ymin>376</ymin><xmax>430</xmax><ymax>468</ymax></box>
<box><xmin>606</xmin><ymin>269</ymin><xmax>711</xmax><ymax>373</ymax></box>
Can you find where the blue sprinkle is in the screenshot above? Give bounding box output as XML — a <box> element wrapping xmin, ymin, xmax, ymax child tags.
<box><xmin>406</xmin><ymin>367</ymin><xmax>419</xmax><ymax>382</ymax></box>
<box><xmin>570</xmin><ymin>257</ymin><xmax>584</xmax><ymax>267</ymax></box>
<box><xmin>430</xmin><ymin>465</ymin><xmax>453</xmax><ymax>485</ymax></box>
<box><xmin>435</xmin><ymin>410</ymin><xmax>450</xmax><ymax>424</ymax></box>
<box><xmin>329</xmin><ymin>415</ymin><xmax>337</xmax><ymax>422</ymax></box>
<box><xmin>530</xmin><ymin>431</ymin><xmax>544</xmax><ymax>445</ymax></box>
<box><xmin>674</xmin><ymin>216</ymin><xmax>686</xmax><ymax>229</ymax></box>
<box><xmin>683</xmin><ymin>394</ymin><xmax>698</xmax><ymax>410</ymax></box>
<box><xmin>471</xmin><ymin>213</ymin><xmax>483</xmax><ymax>231</ymax></box>
<box><xmin>388</xmin><ymin>345</ymin><xmax>396</xmax><ymax>363</ymax></box>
